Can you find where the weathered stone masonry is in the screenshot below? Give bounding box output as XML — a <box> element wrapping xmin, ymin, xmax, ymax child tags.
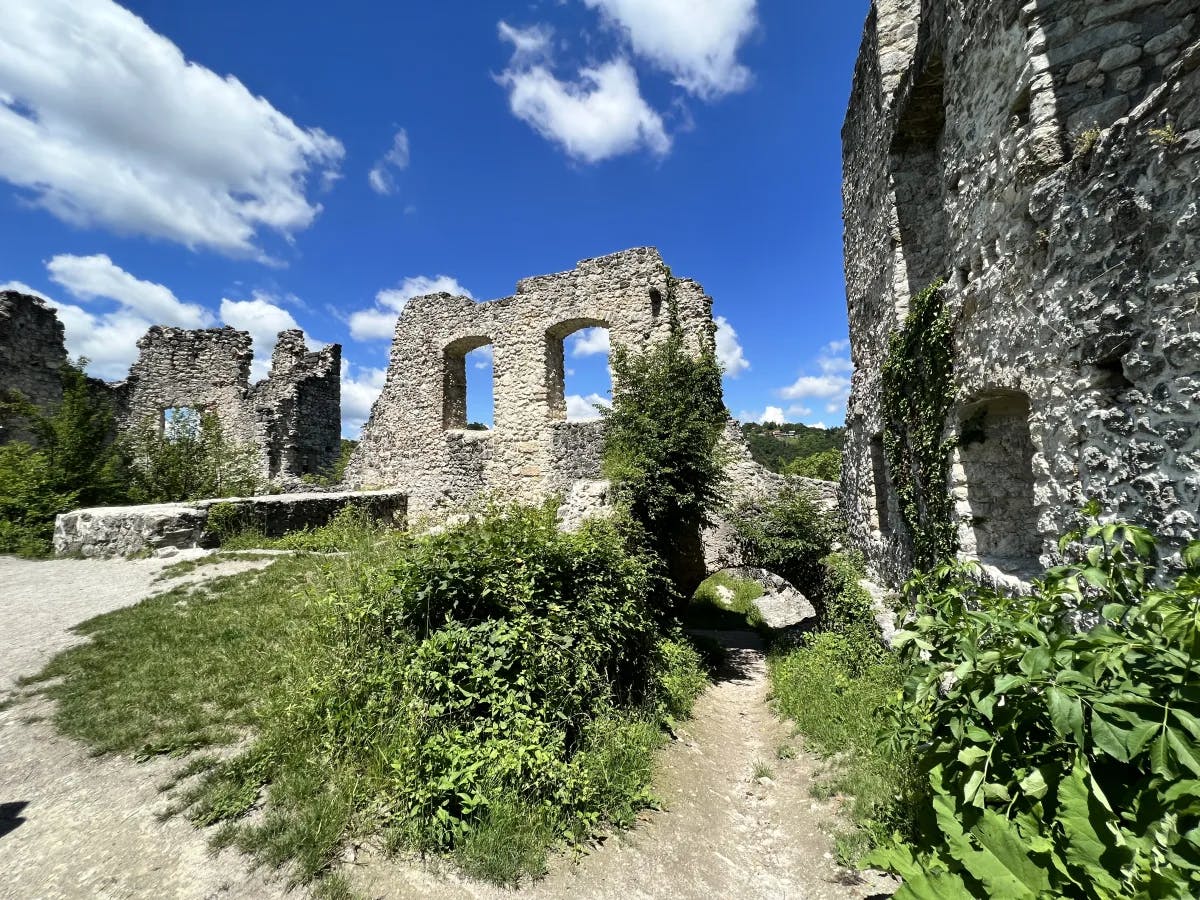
<box><xmin>0</xmin><ymin>291</ymin><xmax>68</xmax><ymax>444</ymax></box>
<box><xmin>118</xmin><ymin>326</ymin><xmax>342</xmax><ymax>480</ymax></box>
<box><xmin>842</xmin><ymin>0</ymin><xmax>1200</xmax><ymax>585</ymax></box>
<box><xmin>347</xmin><ymin>247</ymin><xmax>716</xmax><ymax>517</ymax></box>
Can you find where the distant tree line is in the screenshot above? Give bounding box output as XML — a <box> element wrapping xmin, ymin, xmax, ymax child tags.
<box><xmin>740</xmin><ymin>421</ymin><xmax>844</xmax><ymax>479</ymax></box>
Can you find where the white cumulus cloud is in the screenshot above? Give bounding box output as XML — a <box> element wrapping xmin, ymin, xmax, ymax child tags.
<box><xmin>570</xmin><ymin>327</ymin><xmax>611</xmax><ymax>357</ymax></box>
<box><xmin>0</xmin><ymin>0</ymin><xmax>343</xmax><ymax>257</ymax></box>
<box><xmin>737</xmin><ymin>405</ymin><xmax>787</xmax><ymax>425</ymax></box>
<box><xmin>775</xmin><ymin>338</ymin><xmax>853</xmax><ymax>425</ymax></box>
<box><xmin>220</xmin><ymin>292</ymin><xmax>316</xmax><ymax>380</ymax></box>
<box><xmin>583</xmin><ymin>0</ymin><xmax>758</xmax><ymax>99</ymax></box>
<box><xmin>714</xmin><ymin>315</ymin><xmax>748</xmax><ymax>377</ymax></box>
<box><xmin>349</xmin><ymin>275</ymin><xmax>473</xmax><ymax>341</ymax></box>
<box><xmin>497</xmin><ymin>22</ymin><xmax>669</xmax><ymax>164</ymax></box>
<box><xmin>48</xmin><ymin>254</ymin><xmax>212</xmax><ymax>328</ymax></box>
<box><xmin>341</xmin><ymin>361</ymin><xmax>387</xmax><ymax>437</ymax></box>
<box><xmin>29</xmin><ymin>254</ymin><xmax>213</xmax><ymax>379</ymax></box>
<box><xmin>368</xmin><ymin>129</ymin><xmax>411</xmax><ymax>196</ymax></box>
<box><xmin>566</xmin><ymin>392</ymin><xmax>612</xmax><ymax>422</ymax></box>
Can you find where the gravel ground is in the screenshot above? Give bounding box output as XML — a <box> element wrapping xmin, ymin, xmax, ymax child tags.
<box><xmin>0</xmin><ymin>552</ymin><xmax>292</xmax><ymax>900</ymax></box>
<box><xmin>0</xmin><ymin>554</ymin><xmax>895</xmax><ymax>899</ymax></box>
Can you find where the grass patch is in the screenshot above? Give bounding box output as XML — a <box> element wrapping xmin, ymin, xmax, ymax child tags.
<box><xmin>29</xmin><ymin>505</ymin><xmax>708</xmax><ymax>891</ymax></box>
<box><xmin>211</xmin><ymin>505</ymin><xmax>387</xmax><ymax>553</ymax></box>
<box><xmin>20</xmin><ymin>560</ymin><xmax>323</xmax><ymax>756</ymax></box>
<box><xmin>683</xmin><ymin>571</ymin><xmax>765</xmax><ymax>631</ymax></box>
<box><xmin>768</xmin><ymin>627</ymin><xmax>916</xmax><ymax>860</ymax></box>
<box><xmin>752</xmin><ymin>760</ymin><xmax>774</xmax><ymax>780</ymax></box>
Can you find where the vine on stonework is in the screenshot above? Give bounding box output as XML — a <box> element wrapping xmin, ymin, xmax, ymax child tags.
<box><xmin>880</xmin><ymin>279</ymin><xmax>958</xmax><ymax>571</ymax></box>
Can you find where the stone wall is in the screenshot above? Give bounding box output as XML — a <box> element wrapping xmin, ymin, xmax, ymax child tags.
<box><xmin>0</xmin><ymin>291</ymin><xmax>68</xmax><ymax>444</ymax></box>
<box><xmin>842</xmin><ymin>0</ymin><xmax>1200</xmax><ymax>584</ymax></box>
<box><xmin>54</xmin><ymin>489</ymin><xmax>406</xmax><ymax>558</ymax></box>
<box><xmin>117</xmin><ymin>326</ymin><xmax>341</xmax><ymax>480</ymax></box>
<box><xmin>346</xmin><ymin>247</ymin><xmax>716</xmax><ymax>517</ymax></box>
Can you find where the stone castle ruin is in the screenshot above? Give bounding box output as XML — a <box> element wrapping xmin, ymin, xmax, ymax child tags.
<box><xmin>841</xmin><ymin>0</ymin><xmax>1199</xmax><ymax>584</ymax></box>
<box><xmin>346</xmin><ymin>247</ymin><xmax>717</xmax><ymax>518</ymax></box>
<box><xmin>121</xmin><ymin>325</ymin><xmax>341</xmax><ymax>480</ymax></box>
<box><xmin>0</xmin><ymin>290</ymin><xmax>341</xmax><ymax>482</ymax></box>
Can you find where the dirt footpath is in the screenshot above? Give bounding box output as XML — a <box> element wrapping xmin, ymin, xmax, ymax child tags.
<box><xmin>347</xmin><ymin>632</ymin><xmax>897</xmax><ymax>900</ymax></box>
<box><xmin>0</xmin><ymin>553</ymin><xmax>291</xmax><ymax>900</ymax></box>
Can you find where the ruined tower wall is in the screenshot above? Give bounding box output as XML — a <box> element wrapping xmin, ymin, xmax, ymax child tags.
<box><xmin>119</xmin><ymin>325</ymin><xmax>342</xmax><ymax>481</ymax></box>
<box><xmin>842</xmin><ymin>0</ymin><xmax>1200</xmax><ymax>584</ymax></box>
<box><xmin>119</xmin><ymin>326</ymin><xmax>258</xmax><ymax>445</ymax></box>
<box><xmin>347</xmin><ymin>247</ymin><xmax>716</xmax><ymax>517</ymax></box>
<box><xmin>0</xmin><ymin>291</ymin><xmax>69</xmax><ymax>444</ymax></box>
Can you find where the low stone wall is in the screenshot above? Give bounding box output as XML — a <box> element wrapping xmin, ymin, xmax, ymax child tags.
<box><xmin>53</xmin><ymin>490</ymin><xmax>407</xmax><ymax>558</ymax></box>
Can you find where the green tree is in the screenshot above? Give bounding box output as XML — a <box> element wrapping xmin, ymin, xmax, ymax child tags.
<box><xmin>785</xmin><ymin>448</ymin><xmax>842</xmax><ymax>481</ymax></box>
<box><xmin>123</xmin><ymin>410</ymin><xmax>263</xmax><ymax>502</ymax></box>
<box><xmin>0</xmin><ymin>362</ymin><xmax>128</xmax><ymax>555</ymax></box>
<box><xmin>601</xmin><ymin>318</ymin><xmax>728</xmax><ymax>597</ymax></box>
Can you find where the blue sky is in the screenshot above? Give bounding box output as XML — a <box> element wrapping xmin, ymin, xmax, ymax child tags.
<box><xmin>0</xmin><ymin>0</ymin><xmax>869</xmax><ymax>436</ymax></box>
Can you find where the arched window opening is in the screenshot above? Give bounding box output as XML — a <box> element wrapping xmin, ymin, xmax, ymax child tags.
<box><xmin>545</xmin><ymin>320</ymin><xmax>612</xmax><ymax>423</ymax></box>
<box><xmin>955</xmin><ymin>391</ymin><xmax>1040</xmax><ymax>574</ymax></box>
<box><xmin>443</xmin><ymin>337</ymin><xmax>494</xmax><ymax>430</ymax></box>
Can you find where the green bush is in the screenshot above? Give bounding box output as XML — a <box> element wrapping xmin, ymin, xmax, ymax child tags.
<box><xmin>729</xmin><ymin>484</ymin><xmax>839</xmax><ymax>595</ymax></box>
<box><xmin>785</xmin><ymin>448</ymin><xmax>842</xmax><ymax>482</ymax></box>
<box><xmin>123</xmin><ymin>410</ymin><xmax>263</xmax><ymax>502</ymax></box>
<box><xmin>817</xmin><ymin>551</ymin><xmax>876</xmax><ymax>633</ymax></box>
<box><xmin>0</xmin><ymin>442</ymin><xmax>79</xmax><ymax>556</ymax></box>
<box><xmin>770</xmin><ymin>627</ymin><xmax>916</xmax><ymax>851</ymax></box>
<box><xmin>602</xmin><ymin>313</ymin><xmax>727</xmax><ymax>596</ymax></box>
<box><xmin>868</xmin><ymin>510</ymin><xmax>1200</xmax><ymax>898</ymax></box>
<box><xmin>188</xmin><ymin>504</ymin><xmax>706</xmax><ymax>886</ymax></box>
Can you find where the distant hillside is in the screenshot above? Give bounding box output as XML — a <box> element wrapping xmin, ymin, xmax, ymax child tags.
<box><xmin>740</xmin><ymin>422</ymin><xmax>845</xmax><ymax>474</ymax></box>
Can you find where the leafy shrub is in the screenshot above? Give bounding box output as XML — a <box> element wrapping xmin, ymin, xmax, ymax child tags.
<box><xmin>868</xmin><ymin>512</ymin><xmax>1200</xmax><ymax>898</ymax></box>
<box><xmin>730</xmin><ymin>484</ymin><xmax>839</xmax><ymax>594</ymax></box>
<box><xmin>602</xmin><ymin>313</ymin><xmax>727</xmax><ymax>596</ymax></box>
<box><xmin>123</xmin><ymin>410</ymin><xmax>262</xmax><ymax>503</ymax></box>
<box><xmin>817</xmin><ymin>551</ymin><xmax>876</xmax><ymax>633</ymax></box>
<box><xmin>189</xmin><ymin>504</ymin><xmax>706</xmax><ymax>886</ymax></box>
<box><xmin>0</xmin><ymin>442</ymin><xmax>79</xmax><ymax>556</ymax></box>
<box><xmin>785</xmin><ymin>448</ymin><xmax>842</xmax><ymax>482</ymax></box>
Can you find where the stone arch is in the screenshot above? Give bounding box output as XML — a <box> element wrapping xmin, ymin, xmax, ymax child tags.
<box><xmin>544</xmin><ymin>317</ymin><xmax>611</xmax><ymax>421</ymax></box>
<box><xmin>443</xmin><ymin>335</ymin><xmax>494</xmax><ymax>430</ymax></box>
<box><xmin>953</xmin><ymin>389</ymin><xmax>1041</xmax><ymax>575</ymax></box>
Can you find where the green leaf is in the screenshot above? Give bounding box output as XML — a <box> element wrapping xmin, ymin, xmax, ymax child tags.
<box><xmin>1046</xmin><ymin>687</ymin><xmax>1083</xmax><ymax>741</ymax></box>
<box><xmin>970</xmin><ymin>809</ymin><xmax>1052</xmax><ymax>897</ymax></box>
<box><xmin>1058</xmin><ymin>762</ymin><xmax>1126</xmax><ymax>895</ymax></box>
<box><xmin>958</xmin><ymin>746</ymin><xmax>989</xmax><ymax>766</ymax></box>
<box><xmin>1167</xmin><ymin>727</ymin><xmax>1200</xmax><ymax>777</ymax></box>
<box><xmin>1019</xmin><ymin>646</ymin><xmax>1051</xmax><ymax>676</ymax></box>
<box><xmin>1019</xmin><ymin>768</ymin><xmax>1048</xmax><ymax>800</ymax></box>
<box><xmin>1184</xmin><ymin>541</ymin><xmax>1200</xmax><ymax>574</ymax></box>
<box><xmin>1174</xmin><ymin>708</ymin><xmax>1200</xmax><ymax>742</ymax></box>
<box><xmin>1091</xmin><ymin>711</ymin><xmax>1132</xmax><ymax>762</ymax></box>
